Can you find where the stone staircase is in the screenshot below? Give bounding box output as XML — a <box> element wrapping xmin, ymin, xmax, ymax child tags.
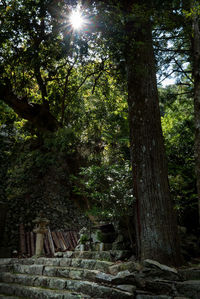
<box><xmin>0</xmin><ymin>251</ymin><xmax>134</xmax><ymax>299</ymax></box>
<box><xmin>1</xmin><ymin>252</ymin><xmax>200</xmax><ymax>299</ymax></box>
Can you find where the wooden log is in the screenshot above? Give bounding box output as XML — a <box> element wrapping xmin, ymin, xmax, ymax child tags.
<box><xmin>71</xmin><ymin>231</ymin><xmax>77</xmax><ymax>249</ymax></box>
<box><xmin>55</xmin><ymin>231</ymin><xmax>64</xmax><ymax>250</ymax></box>
<box><xmin>30</xmin><ymin>232</ymin><xmax>35</xmax><ymax>256</ymax></box>
<box><xmin>62</xmin><ymin>232</ymin><xmax>70</xmax><ymax>250</ymax></box>
<box><xmin>69</xmin><ymin>231</ymin><xmax>78</xmax><ymax>249</ymax></box>
<box><xmin>47</xmin><ymin>227</ymin><xmax>55</xmax><ymax>256</ymax></box>
<box><xmin>57</xmin><ymin>231</ymin><xmax>67</xmax><ymax>251</ymax></box>
<box><xmin>73</xmin><ymin>231</ymin><xmax>79</xmax><ymax>243</ymax></box>
<box><xmin>65</xmin><ymin>231</ymin><xmax>74</xmax><ymax>250</ymax></box>
<box><xmin>19</xmin><ymin>224</ymin><xmax>26</xmax><ymax>254</ymax></box>
<box><xmin>59</xmin><ymin>231</ymin><xmax>68</xmax><ymax>250</ymax></box>
<box><xmin>44</xmin><ymin>233</ymin><xmax>50</xmax><ymax>256</ymax></box>
<box><xmin>51</xmin><ymin>231</ymin><xmax>61</xmax><ymax>251</ymax></box>
<box><xmin>64</xmin><ymin>231</ymin><xmax>72</xmax><ymax>250</ymax></box>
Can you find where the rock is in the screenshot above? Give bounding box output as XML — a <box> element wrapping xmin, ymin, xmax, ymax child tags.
<box><xmin>54</xmin><ymin>252</ymin><xmax>63</xmax><ymax>257</ymax></box>
<box><xmin>69</xmin><ymin>269</ymin><xmax>83</xmax><ymax>280</ymax></box>
<box><xmin>96</xmin><ymin>272</ymin><xmax>115</xmax><ymax>283</ymax></box>
<box><xmin>63</xmin><ymin>251</ymin><xmax>73</xmax><ymax>258</ymax></box>
<box><xmin>116</xmin><ymin>284</ymin><xmax>136</xmax><ymax>293</ymax></box>
<box><xmin>109</xmin><ymin>261</ymin><xmax>141</xmax><ymax>275</ymax></box>
<box><xmin>57</xmin><ymin>268</ymin><xmax>70</xmax><ymax>278</ymax></box>
<box><xmin>176</xmin><ymin>280</ymin><xmax>200</xmax><ymax>299</ymax></box>
<box><xmin>43</xmin><ymin>266</ymin><xmax>58</xmax><ymax>277</ymax></box>
<box><xmin>60</xmin><ymin>258</ymin><xmax>72</xmax><ymax>267</ymax></box>
<box><xmin>28</xmin><ymin>264</ymin><xmax>44</xmax><ymax>275</ymax></box>
<box><xmin>142</xmin><ymin>259</ymin><xmax>179</xmax><ymax>280</ymax></box>
<box><xmin>95</xmin><ymin>260</ymin><xmax>113</xmax><ymax>272</ymax></box>
<box><xmin>36</xmin><ymin>257</ymin><xmax>60</xmax><ymax>266</ymax></box>
<box><xmin>112</xmin><ymin>270</ymin><xmax>136</xmax><ymax>284</ymax></box>
<box><xmin>34</xmin><ymin>275</ymin><xmax>51</xmax><ymax>288</ymax></box>
<box><xmin>96</xmin><ymin>270</ymin><xmax>135</xmax><ymax>285</ymax></box>
<box><xmin>143</xmin><ymin>260</ymin><xmax>178</xmax><ymax>274</ymax></box>
<box><xmin>49</xmin><ymin>277</ymin><xmax>66</xmax><ymax>290</ymax></box>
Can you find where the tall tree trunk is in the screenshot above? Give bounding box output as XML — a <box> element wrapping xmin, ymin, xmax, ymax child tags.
<box><xmin>192</xmin><ymin>7</ymin><xmax>200</xmax><ymax>225</ymax></box>
<box><xmin>125</xmin><ymin>18</ymin><xmax>181</xmax><ymax>265</ymax></box>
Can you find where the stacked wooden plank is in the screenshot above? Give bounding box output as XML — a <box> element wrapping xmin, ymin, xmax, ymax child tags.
<box><xmin>19</xmin><ymin>224</ymin><xmax>79</xmax><ymax>257</ymax></box>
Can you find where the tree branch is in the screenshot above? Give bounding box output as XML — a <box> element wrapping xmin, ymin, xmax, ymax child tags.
<box><xmin>0</xmin><ymin>77</ymin><xmax>59</xmax><ymax>132</ymax></box>
<box><xmin>34</xmin><ymin>64</ymin><xmax>48</xmax><ymax>106</ymax></box>
<box><xmin>173</xmin><ymin>58</ymin><xmax>193</xmax><ymax>83</ymax></box>
<box><xmin>157</xmin><ymin>70</ymin><xmax>176</xmax><ymax>85</ymax></box>
<box><xmin>61</xmin><ymin>60</ymin><xmax>77</xmax><ymax>125</ymax></box>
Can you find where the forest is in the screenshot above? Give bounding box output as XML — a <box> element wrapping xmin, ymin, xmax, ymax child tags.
<box><xmin>0</xmin><ymin>0</ymin><xmax>200</xmax><ymax>267</ymax></box>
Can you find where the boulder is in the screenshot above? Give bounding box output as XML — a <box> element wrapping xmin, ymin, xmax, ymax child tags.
<box><xmin>112</xmin><ymin>270</ymin><xmax>136</xmax><ymax>284</ymax></box>
<box><xmin>109</xmin><ymin>261</ymin><xmax>141</xmax><ymax>275</ymax></box>
<box><xmin>142</xmin><ymin>259</ymin><xmax>179</xmax><ymax>280</ymax></box>
<box><xmin>96</xmin><ymin>270</ymin><xmax>135</xmax><ymax>285</ymax></box>
<box><xmin>143</xmin><ymin>260</ymin><xmax>178</xmax><ymax>274</ymax></box>
<box><xmin>95</xmin><ymin>272</ymin><xmax>116</xmax><ymax>283</ymax></box>
<box><xmin>116</xmin><ymin>284</ymin><xmax>136</xmax><ymax>294</ymax></box>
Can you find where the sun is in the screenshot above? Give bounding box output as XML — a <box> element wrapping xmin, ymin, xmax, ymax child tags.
<box><xmin>69</xmin><ymin>8</ymin><xmax>85</xmax><ymax>30</ymax></box>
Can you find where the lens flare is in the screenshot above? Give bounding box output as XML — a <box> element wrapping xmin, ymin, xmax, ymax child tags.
<box><xmin>69</xmin><ymin>8</ymin><xmax>84</xmax><ymax>30</ymax></box>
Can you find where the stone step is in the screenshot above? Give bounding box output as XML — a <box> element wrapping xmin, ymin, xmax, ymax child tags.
<box><xmin>0</xmin><ymin>272</ymin><xmax>133</xmax><ymax>298</ymax></box>
<box><xmin>61</xmin><ymin>250</ymin><xmax>131</xmax><ymax>262</ymax></box>
<box><xmin>0</xmin><ymin>282</ymin><xmax>91</xmax><ymax>299</ymax></box>
<box><xmin>0</xmin><ymin>257</ymin><xmax>114</xmax><ymax>273</ymax></box>
<box><xmin>0</xmin><ymin>250</ymin><xmax>130</xmax><ymax>266</ymax></box>
<box><xmin>13</xmin><ymin>264</ymin><xmax>99</xmax><ymax>282</ymax></box>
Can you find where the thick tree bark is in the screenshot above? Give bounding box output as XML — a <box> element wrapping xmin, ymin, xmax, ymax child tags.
<box><xmin>192</xmin><ymin>11</ymin><xmax>200</xmax><ymax>225</ymax></box>
<box><xmin>125</xmin><ymin>19</ymin><xmax>181</xmax><ymax>265</ymax></box>
<box><xmin>0</xmin><ymin>78</ymin><xmax>59</xmax><ymax>132</ymax></box>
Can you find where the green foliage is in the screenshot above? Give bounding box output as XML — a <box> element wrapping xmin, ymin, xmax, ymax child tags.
<box><xmin>0</xmin><ymin>100</ymin><xmax>16</xmax><ymax>201</ymax></box>
<box><xmin>80</xmin><ymin>234</ymin><xmax>89</xmax><ymax>244</ymax></box>
<box><xmin>6</xmin><ymin>126</ymin><xmax>78</xmax><ymax>202</ymax></box>
<box><xmin>160</xmin><ymin>86</ymin><xmax>197</xmax><ymax>224</ymax></box>
<box><xmin>1</xmin><ymin>0</ymin><xmax>199</xmax><ymax>238</ymax></box>
<box><xmin>71</xmin><ymin>162</ymin><xmax>134</xmax><ymax>220</ymax></box>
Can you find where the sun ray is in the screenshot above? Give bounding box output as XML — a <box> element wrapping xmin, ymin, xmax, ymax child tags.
<box><xmin>69</xmin><ymin>7</ymin><xmax>84</xmax><ymax>30</ymax></box>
